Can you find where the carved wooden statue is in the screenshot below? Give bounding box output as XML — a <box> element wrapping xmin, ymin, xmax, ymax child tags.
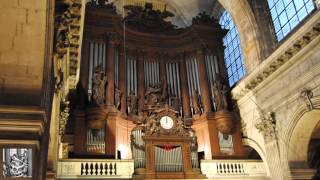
<box><xmin>92</xmin><ymin>71</ymin><xmax>107</xmax><ymax>106</ymax></box>
<box><xmin>115</xmin><ymin>87</ymin><xmax>122</xmax><ymax>110</ymax></box>
<box><xmin>192</xmin><ymin>90</ymin><xmax>201</xmax><ymax>114</ymax></box>
<box><xmin>160</xmin><ymin>78</ymin><xmax>168</xmax><ymax>103</ymax></box>
<box><xmin>145</xmin><ymin>85</ymin><xmax>161</xmax><ymax>106</ymax></box>
<box><xmin>212</xmin><ymin>81</ymin><xmax>228</xmax><ymax>111</ymax></box>
<box><xmin>127</xmin><ymin>91</ymin><xmax>138</xmax><ymax>115</ymax></box>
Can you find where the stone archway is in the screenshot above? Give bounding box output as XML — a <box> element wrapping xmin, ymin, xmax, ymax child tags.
<box><xmin>243</xmin><ymin>138</ymin><xmax>270</xmax><ymax>176</ymax></box>
<box><xmin>287</xmin><ymin>109</ymin><xmax>320</xmax><ymax>178</ymax></box>
<box><xmin>288</xmin><ymin>109</ymin><xmax>320</xmax><ymax>162</ymax></box>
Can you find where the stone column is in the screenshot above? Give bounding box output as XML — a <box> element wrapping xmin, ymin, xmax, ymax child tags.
<box><xmin>118</xmin><ymin>46</ymin><xmax>126</xmax><ymax>115</ymax></box>
<box><xmin>178</xmin><ymin>53</ymin><xmax>191</xmax><ymax>118</ymax></box>
<box><xmin>196</xmin><ymin>48</ymin><xmax>212</xmax><ymax>113</ymax></box>
<box><xmin>137</xmin><ymin>52</ymin><xmax>145</xmax><ymax>112</ymax></box>
<box><xmin>106</xmin><ymin>34</ymin><xmax>116</xmax><ymax>106</ymax></box>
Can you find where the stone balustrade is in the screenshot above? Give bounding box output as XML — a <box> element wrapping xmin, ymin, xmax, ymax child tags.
<box><xmin>57</xmin><ymin>159</ymin><xmax>134</xmax><ymax>179</ymax></box>
<box><xmin>201</xmin><ymin>159</ymin><xmax>268</xmax><ymax>178</ymax></box>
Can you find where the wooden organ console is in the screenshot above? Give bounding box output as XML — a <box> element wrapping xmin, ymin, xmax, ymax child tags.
<box><xmin>63</xmin><ymin>0</ymin><xmax>246</xmax><ymax>179</ymax></box>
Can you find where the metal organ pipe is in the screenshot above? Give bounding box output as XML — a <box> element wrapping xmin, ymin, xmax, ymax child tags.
<box><xmin>193</xmin><ymin>57</ymin><xmax>201</xmax><ymax>94</ymax></box>
<box><xmin>131</xmin><ymin>129</ymin><xmax>145</xmax><ymax>169</ymax></box>
<box><xmin>154</xmin><ymin>146</ymin><xmax>183</xmax><ymax>172</ymax></box>
<box><xmin>86</xmin><ymin>128</ymin><xmax>105</xmax><ymax>153</ymax></box>
<box><xmin>144</xmin><ymin>61</ymin><xmax>159</xmax><ymax>88</ymax></box>
<box><xmin>214</xmin><ymin>55</ymin><xmax>219</xmax><ymax>74</ymax></box>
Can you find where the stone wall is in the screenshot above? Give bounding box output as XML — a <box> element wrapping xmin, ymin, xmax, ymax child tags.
<box><xmin>232</xmin><ymin>10</ymin><xmax>320</xmax><ymax>180</ymax></box>
<box><xmin>0</xmin><ymin>0</ymin><xmax>48</xmax><ymax>105</ymax></box>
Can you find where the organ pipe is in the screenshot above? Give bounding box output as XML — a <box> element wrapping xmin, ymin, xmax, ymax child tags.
<box><xmin>144</xmin><ymin>60</ymin><xmax>160</xmax><ymax>88</ymax></box>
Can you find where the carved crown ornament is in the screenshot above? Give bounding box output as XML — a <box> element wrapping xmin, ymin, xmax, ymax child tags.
<box><xmin>123</xmin><ymin>2</ymin><xmax>179</xmax><ymax>34</ymax></box>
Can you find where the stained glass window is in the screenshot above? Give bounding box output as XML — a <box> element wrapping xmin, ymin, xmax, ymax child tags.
<box><xmin>219</xmin><ymin>11</ymin><xmax>245</xmax><ymax>87</ymax></box>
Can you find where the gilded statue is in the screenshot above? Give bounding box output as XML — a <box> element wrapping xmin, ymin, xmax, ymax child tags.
<box><xmin>92</xmin><ymin>71</ymin><xmax>107</xmax><ymax>106</ymax></box>
<box><xmin>212</xmin><ymin>81</ymin><xmax>228</xmax><ymax>111</ymax></box>
<box><xmin>145</xmin><ymin>114</ymin><xmax>159</xmax><ymax>135</ymax></box>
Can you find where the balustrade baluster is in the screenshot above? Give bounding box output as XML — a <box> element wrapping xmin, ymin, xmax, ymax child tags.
<box><xmin>90</xmin><ymin>163</ymin><xmax>93</xmax><ymax>175</ymax></box>
<box><xmin>81</xmin><ymin>163</ymin><xmax>84</xmax><ymax>175</ymax></box>
<box><xmin>95</xmin><ymin>163</ymin><xmax>98</xmax><ymax>175</ymax></box>
<box><xmin>85</xmin><ymin>163</ymin><xmax>89</xmax><ymax>175</ymax></box>
<box><xmin>109</xmin><ymin>163</ymin><xmax>113</xmax><ymax>175</ymax></box>
<box><xmin>105</xmin><ymin>163</ymin><xmax>108</xmax><ymax>175</ymax></box>
<box><xmin>100</xmin><ymin>163</ymin><xmax>103</xmax><ymax>175</ymax></box>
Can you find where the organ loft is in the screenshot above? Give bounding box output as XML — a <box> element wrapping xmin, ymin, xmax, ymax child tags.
<box><xmin>58</xmin><ymin>1</ymin><xmax>245</xmax><ymax>179</ymax></box>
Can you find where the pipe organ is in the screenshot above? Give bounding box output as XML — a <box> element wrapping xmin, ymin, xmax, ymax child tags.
<box><xmin>65</xmin><ymin>1</ymin><xmax>245</xmax><ymax>179</ymax></box>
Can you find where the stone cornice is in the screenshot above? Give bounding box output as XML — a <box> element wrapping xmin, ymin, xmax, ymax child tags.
<box><xmin>0</xmin><ymin>105</ymin><xmax>46</xmax><ymax>136</ymax></box>
<box><xmin>232</xmin><ymin>11</ymin><xmax>320</xmax><ymax>100</ymax></box>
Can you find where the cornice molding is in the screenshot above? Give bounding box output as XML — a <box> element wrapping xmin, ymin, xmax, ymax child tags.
<box><xmin>0</xmin><ymin>105</ymin><xmax>46</xmax><ymax>136</ymax></box>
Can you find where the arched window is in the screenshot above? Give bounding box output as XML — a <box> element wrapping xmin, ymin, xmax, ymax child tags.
<box><xmin>267</xmin><ymin>0</ymin><xmax>316</xmax><ymax>41</ymax></box>
<box><xmin>219</xmin><ymin>11</ymin><xmax>245</xmax><ymax>87</ymax></box>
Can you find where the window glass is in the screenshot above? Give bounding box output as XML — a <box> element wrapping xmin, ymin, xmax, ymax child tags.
<box><xmin>219</xmin><ymin>11</ymin><xmax>245</xmax><ymax>87</ymax></box>
<box><xmin>268</xmin><ymin>0</ymin><xmax>315</xmax><ymax>41</ymax></box>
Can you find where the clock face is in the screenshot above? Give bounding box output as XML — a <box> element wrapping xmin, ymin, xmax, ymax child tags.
<box><xmin>160</xmin><ymin>116</ymin><xmax>174</xmax><ymax>130</ymax></box>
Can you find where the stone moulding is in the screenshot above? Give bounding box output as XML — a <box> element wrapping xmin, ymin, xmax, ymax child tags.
<box><xmin>245</xmin><ymin>22</ymin><xmax>320</xmax><ymax>90</ymax></box>
<box><xmin>0</xmin><ymin>106</ymin><xmax>46</xmax><ymax>136</ymax></box>
<box><xmin>232</xmin><ymin>12</ymin><xmax>320</xmax><ymax>100</ymax></box>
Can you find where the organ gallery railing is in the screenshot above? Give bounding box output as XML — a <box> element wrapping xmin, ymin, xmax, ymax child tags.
<box><xmin>57</xmin><ymin>159</ymin><xmax>134</xmax><ymax>179</ymax></box>
<box><xmin>200</xmin><ymin>160</ymin><xmax>267</xmax><ymax>178</ymax></box>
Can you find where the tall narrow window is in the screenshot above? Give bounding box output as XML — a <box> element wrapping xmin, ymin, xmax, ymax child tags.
<box><xmin>219</xmin><ymin>11</ymin><xmax>245</xmax><ymax>87</ymax></box>
<box><xmin>267</xmin><ymin>0</ymin><xmax>316</xmax><ymax>41</ymax></box>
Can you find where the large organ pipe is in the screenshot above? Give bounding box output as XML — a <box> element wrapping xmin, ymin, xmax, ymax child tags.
<box><xmin>214</xmin><ymin>55</ymin><xmax>219</xmax><ymax>74</ymax></box>
<box><xmin>194</xmin><ymin>57</ymin><xmax>201</xmax><ymax>94</ymax></box>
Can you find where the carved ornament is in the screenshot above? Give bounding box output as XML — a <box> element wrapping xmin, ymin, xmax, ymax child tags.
<box><xmin>59</xmin><ymin>99</ymin><xmax>70</xmax><ymax>135</ymax></box>
<box><xmin>192</xmin><ymin>11</ymin><xmax>220</xmax><ymax>27</ymax></box>
<box><xmin>255</xmin><ymin>112</ymin><xmax>276</xmax><ymax>141</ymax></box>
